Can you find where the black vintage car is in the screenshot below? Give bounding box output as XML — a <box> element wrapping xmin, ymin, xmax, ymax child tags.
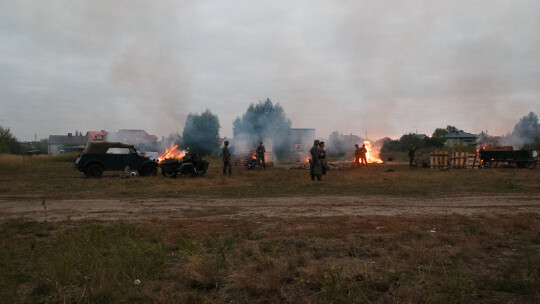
<box><xmin>159</xmin><ymin>152</ymin><xmax>209</xmax><ymax>177</ymax></box>
<box><xmin>75</xmin><ymin>142</ymin><xmax>159</xmax><ymax>178</ymax></box>
<box><xmin>479</xmin><ymin>149</ymin><xmax>537</xmax><ymax>169</ymax></box>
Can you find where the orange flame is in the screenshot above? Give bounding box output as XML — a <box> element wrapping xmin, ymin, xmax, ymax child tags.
<box><xmin>354</xmin><ymin>140</ymin><xmax>384</xmax><ymax>164</ymax></box>
<box><xmin>158</xmin><ymin>145</ymin><xmax>187</xmax><ymax>164</ymax></box>
<box><xmin>364</xmin><ymin>140</ymin><xmax>384</xmax><ymax>164</ymax></box>
<box><xmin>306</xmin><ymin>157</ymin><xmax>311</xmax><ymax>163</ymax></box>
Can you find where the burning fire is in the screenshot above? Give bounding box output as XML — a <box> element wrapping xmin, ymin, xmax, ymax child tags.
<box><xmin>157</xmin><ymin>145</ymin><xmax>187</xmax><ymax>164</ymax></box>
<box><xmin>362</xmin><ymin>140</ymin><xmax>384</xmax><ymax>164</ymax></box>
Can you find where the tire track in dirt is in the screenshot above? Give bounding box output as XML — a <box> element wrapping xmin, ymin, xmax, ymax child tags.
<box><xmin>0</xmin><ymin>195</ymin><xmax>539</xmax><ymax>222</ymax></box>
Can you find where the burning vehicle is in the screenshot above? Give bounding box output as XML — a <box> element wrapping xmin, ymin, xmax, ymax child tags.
<box><xmin>479</xmin><ymin>147</ymin><xmax>537</xmax><ymax>169</ymax></box>
<box><xmin>75</xmin><ymin>142</ymin><xmax>158</xmax><ymax>178</ymax></box>
<box><xmin>244</xmin><ymin>152</ymin><xmax>264</xmax><ymax>170</ymax></box>
<box><xmin>233</xmin><ymin>139</ymin><xmax>273</xmax><ymax>169</ymax></box>
<box><xmin>158</xmin><ymin>145</ymin><xmax>209</xmax><ymax>177</ymax></box>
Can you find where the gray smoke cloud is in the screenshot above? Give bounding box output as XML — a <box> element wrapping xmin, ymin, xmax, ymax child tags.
<box><xmin>232</xmin><ymin>99</ymin><xmax>291</xmax><ymax>160</ymax></box>
<box><xmin>1</xmin><ymin>1</ymin><xmax>539</xmax><ymax>142</ymax></box>
<box><xmin>0</xmin><ymin>1</ymin><xmax>192</xmax><ymax>138</ymax></box>
<box><xmin>325</xmin><ymin>132</ymin><xmax>363</xmax><ymax>156</ymax></box>
<box><xmin>493</xmin><ymin>112</ymin><xmax>540</xmax><ymax>149</ymax></box>
<box><xmin>476</xmin><ymin>112</ymin><xmax>540</xmax><ymax>151</ymax></box>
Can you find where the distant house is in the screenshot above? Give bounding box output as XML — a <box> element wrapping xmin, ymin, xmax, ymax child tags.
<box><xmin>48</xmin><ymin>132</ymin><xmax>89</xmax><ymax>155</ymax></box>
<box><xmin>445</xmin><ymin>131</ymin><xmax>478</xmax><ymax>147</ymax></box>
<box><xmin>106</xmin><ymin>129</ymin><xmax>158</xmax><ymax>149</ymax></box>
<box><xmin>86</xmin><ymin>130</ymin><xmax>108</xmax><ymax>142</ymax></box>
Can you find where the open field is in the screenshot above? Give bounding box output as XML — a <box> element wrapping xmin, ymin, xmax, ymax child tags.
<box><xmin>1</xmin><ymin>154</ymin><xmax>540</xmax><ymax>199</ymax></box>
<box><xmin>0</xmin><ymin>154</ymin><xmax>539</xmax><ymax>303</ymax></box>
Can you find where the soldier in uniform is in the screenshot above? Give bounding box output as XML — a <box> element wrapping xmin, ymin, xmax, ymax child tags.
<box><xmin>359</xmin><ymin>144</ymin><xmax>368</xmax><ymax>167</ymax></box>
<box><xmin>319</xmin><ymin>141</ymin><xmax>328</xmax><ymax>175</ymax></box>
<box><xmin>354</xmin><ymin>144</ymin><xmax>361</xmax><ymax>168</ymax></box>
<box><xmin>310</xmin><ymin>140</ymin><xmax>323</xmax><ymax>181</ymax></box>
<box><xmin>256</xmin><ymin>141</ymin><xmax>266</xmax><ymax>169</ymax></box>
<box><xmin>408</xmin><ymin>145</ymin><xmax>417</xmax><ymax>168</ymax></box>
<box><xmin>222</xmin><ymin>141</ymin><xmax>232</xmax><ymax>175</ymax></box>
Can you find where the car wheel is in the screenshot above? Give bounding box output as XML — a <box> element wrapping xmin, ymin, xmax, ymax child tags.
<box><xmin>141</xmin><ymin>164</ymin><xmax>158</xmax><ymax>177</ymax></box>
<box><xmin>86</xmin><ymin>164</ymin><xmax>103</xmax><ymax>178</ymax></box>
<box><xmin>180</xmin><ymin>165</ymin><xmax>196</xmax><ymax>177</ymax></box>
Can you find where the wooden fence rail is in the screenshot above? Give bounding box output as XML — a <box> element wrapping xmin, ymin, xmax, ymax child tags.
<box><xmin>430</xmin><ymin>151</ymin><xmax>477</xmax><ymax>169</ymax></box>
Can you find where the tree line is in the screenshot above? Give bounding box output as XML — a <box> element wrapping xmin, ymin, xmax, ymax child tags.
<box><xmin>2</xmin><ymin>108</ymin><xmax>539</xmax><ymax>156</ymax></box>
<box><xmin>0</xmin><ymin>126</ymin><xmax>48</xmax><ymax>154</ymax></box>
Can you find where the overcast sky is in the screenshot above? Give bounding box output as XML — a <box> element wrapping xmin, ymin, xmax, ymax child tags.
<box><xmin>1</xmin><ymin>0</ymin><xmax>539</xmax><ymax>141</ymax></box>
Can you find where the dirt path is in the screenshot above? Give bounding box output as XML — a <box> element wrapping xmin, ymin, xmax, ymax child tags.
<box><xmin>1</xmin><ymin>195</ymin><xmax>539</xmax><ymax>222</ymax></box>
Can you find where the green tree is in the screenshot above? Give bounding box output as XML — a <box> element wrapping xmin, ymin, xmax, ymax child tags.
<box><xmin>233</xmin><ymin>98</ymin><xmax>291</xmax><ymax>158</ymax></box>
<box><xmin>21</xmin><ymin>138</ymin><xmax>49</xmax><ymax>154</ymax></box>
<box><xmin>432</xmin><ymin>128</ymin><xmax>449</xmax><ymax>138</ymax></box>
<box><xmin>512</xmin><ymin>112</ymin><xmax>540</xmax><ymax>144</ymax></box>
<box><xmin>446</xmin><ymin>125</ymin><xmax>459</xmax><ymax>133</ymax></box>
<box><xmin>182</xmin><ymin>109</ymin><xmax>220</xmax><ymax>155</ymax></box>
<box><xmin>35</xmin><ymin>139</ymin><xmax>49</xmax><ymax>154</ymax></box>
<box><xmin>381</xmin><ymin>130</ymin><xmax>446</xmax><ymax>153</ymax></box>
<box><xmin>0</xmin><ymin>126</ymin><xmax>20</xmax><ymax>154</ymax></box>
<box><xmin>399</xmin><ymin>133</ymin><xmax>424</xmax><ymax>150</ymax></box>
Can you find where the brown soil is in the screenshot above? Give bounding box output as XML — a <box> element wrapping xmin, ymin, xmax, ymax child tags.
<box><xmin>1</xmin><ymin>194</ymin><xmax>539</xmax><ymax>222</ymax></box>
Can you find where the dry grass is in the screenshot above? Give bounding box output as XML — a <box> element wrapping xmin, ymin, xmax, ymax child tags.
<box><xmin>1</xmin><ymin>155</ymin><xmax>539</xmax><ymax>302</ymax></box>
<box><xmin>0</xmin><ymin>154</ymin><xmax>539</xmax><ymax>198</ymax></box>
<box><xmin>0</xmin><ymin>214</ymin><xmax>538</xmax><ymax>303</ymax></box>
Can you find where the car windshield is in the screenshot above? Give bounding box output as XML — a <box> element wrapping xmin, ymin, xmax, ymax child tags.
<box><xmin>107</xmin><ymin>148</ymin><xmax>132</xmax><ymax>154</ymax></box>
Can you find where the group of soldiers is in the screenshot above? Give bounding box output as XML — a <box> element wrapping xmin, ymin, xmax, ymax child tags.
<box><xmin>354</xmin><ymin>143</ymin><xmax>368</xmax><ymax>168</ymax></box>
<box><xmin>309</xmin><ymin>140</ymin><xmax>327</xmax><ymax>181</ymax></box>
<box><xmin>221</xmin><ymin>140</ymin><xmax>370</xmax><ymax>179</ymax></box>
<box><xmin>221</xmin><ymin>140</ymin><xmax>267</xmax><ymax>175</ymax></box>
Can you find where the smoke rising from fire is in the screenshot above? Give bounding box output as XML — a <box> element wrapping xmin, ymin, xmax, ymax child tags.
<box><xmin>479</xmin><ymin>112</ymin><xmax>540</xmax><ymax>149</ymax></box>
<box><xmin>232</xmin><ymin>99</ymin><xmax>291</xmax><ymax>158</ymax></box>
<box><xmin>1</xmin><ymin>1</ymin><xmax>192</xmax><ymax>137</ymax></box>
<box><xmin>1</xmin><ymin>1</ymin><xmax>539</xmax><ymax>141</ymax></box>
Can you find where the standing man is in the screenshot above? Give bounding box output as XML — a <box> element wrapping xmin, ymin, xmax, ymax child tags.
<box><xmin>354</xmin><ymin>144</ymin><xmax>361</xmax><ymax>168</ymax></box>
<box><xmin>359</xmin><ymin>144</ymin><xmax>368</xmax><ymax>167</ymax></box>
<box><xmin>222</xmin><ymin>141</ymin><xmax>232</xmax><ymax>175</ymax></box>
<box><xmin>310</xmin><ymin>140</ymin><xmax>323</xmax><ymax>181</ymax></box>
<box><xmin>256</xmin><ymin>141</ymin><xmax>266</xmax><ymax>169</ymax></box>
<box><xmin>319</xmin><ymin>141</ymin><xmax>328</xmax><ymax>175</ymax></box>
<box><xmin>408</xmin><ymin>145</ymin><xmax>417</xmax><ymax>168</ymax></box>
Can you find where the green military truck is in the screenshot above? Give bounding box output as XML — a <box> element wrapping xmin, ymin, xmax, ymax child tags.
<box><xmin>75</xmin><ymin>142</ymin><xmax>159</xmax><ymax>178</ymax></box>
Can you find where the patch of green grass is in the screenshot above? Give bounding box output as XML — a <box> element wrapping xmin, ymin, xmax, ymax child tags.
<box><xmin>438</xmin><ymin>265</ymin><xmax>478</xmax><ymax>303</ymax></box>
<box><xmin>319</xmin><ymin>266</ymin><xmax>344</xmax><ymax>301</ymax></box>
<box><xmin>491</xmin><ymin>252</ymin><xmax>538</xmax><ymax>297</ymax></box>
